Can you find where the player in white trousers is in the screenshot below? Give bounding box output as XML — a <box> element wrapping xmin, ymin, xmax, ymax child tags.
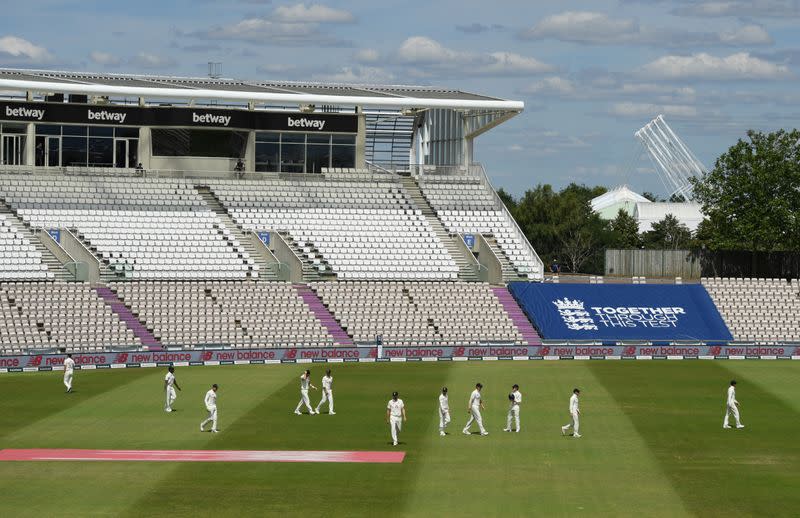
<box><xmin>561</xmin><ymin>388</ymin><xmax>581</xmax><ymax>438</ymax></box>
<box><xmin>315</xmin><ymin>369</ymin><xmax>335</xmax><ymax>415</ymax></box>
<box><xmin>386</xmin><ymin>391</ymin><xmax>406</xmax><ymax>446</ymax></box>
<box><xmin>463</xmin><ymin>383</ymin><xmax>489</xmax><ymax>436</ymax></box>
<box><xmin>63</xmin><ymin>354</ymin><xmax>75</xmax><ymax>393</ymax></box>
<box><xmin>504</xmin><ymin>384</ymin><xmax>522</xmax><ymax>432</ymax></box>
<box><xmin>438</xmin><ymin>387</ymin><xmax>450</xmax><ymax>436</ymax></box>
<box><xmin>200</xmin><ymin>384</ymin><xmax>219</xmax><ymax>433</ymax></box>
<box><xmin>723</xmin><ymin>380</ymin><xmax>745</xmax><ymax>429</ymax></box>
<box><xmin>164</xmin><ymin>366</ymin><xmax>181</xmax><ymax>412</ymax></box>
<box><xmin>294</xmin><ymin>369</ymin><xmax>317</xmax><ymax>415</ymax></box>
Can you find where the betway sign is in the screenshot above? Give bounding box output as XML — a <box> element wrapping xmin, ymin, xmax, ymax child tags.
<box><xmin>5</xmin><ymin>105</ymin><xmax>45</xmax><ymax>120</ymax></box>
<box><xmin>0</xmin><ymin>101</ymin><xmax>358</xmax><ymax>133</ymax></box>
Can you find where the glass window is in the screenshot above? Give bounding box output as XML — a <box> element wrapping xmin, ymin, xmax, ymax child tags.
<box><xmin>61</xmin><ymin>136</ymin><xmax>87</xmax><ymax>166</ymax></box>
<box><xmin>89</xmin><ymin>126</ymin><xmax>114</xmax><ymax>137</ymax></box>
<box><xmin>151</xmin><ymin>129</ymin><xmax>247</xmax><ymax>158</ymax></box>
<box><xmin>307</xmin><ymin>133</ymin><xmax>331</xmax><ymax>144</ymax></box>
<box><xmin>62</xmin><ymin>125</ymin><xmax>88</xmax><ymax>136</ymax></box>
<box><xmin>332</xmin><ymin>134</ymin><xmax>356</xmax><ymax>145</ymax></box>
<box><xmin>282</xmin><ymin>132</ymin><xmax>305</xmax><ymax>144</ymax></box>
<box><xmin>280</xmin><ymin>143</ymin><xmax>305</xmax><ymax>173</ymax></box>
<box><xmin>255</xmin><ymin>142</ymin><xmax>279</xmax><ymax>172</ymax></box>
<box><xmin>306</xmin><ymin>144</ymin><xmax>330</xmax><ymax>174</ymax></box>
<box><xmin>88</xmin><ymin>137</ymin><xmax>113</xmax><ymax>166</ymax></box>
<box><xmin>1</xmin><ymin>124</ymin><xmax>26</xmax><ymax>134</ymax></box>
<box><xmin>255</xmin><ymin>131</ymin><xmax>280</xmax><ymax>143</ymax></box>
<box><xmin>331</xmin><ymin>145</ymin><xmax>355</xmax><ymax>169</ymax></box>
<box><xmin>114</xmin><ymin>127</ymin><xmax>139</xmax><ymax>138</ymax></box>
<box><xmin>35</xmin><ymin>124</ymin><xmax>61</xmax><ymax>136</ymax></box>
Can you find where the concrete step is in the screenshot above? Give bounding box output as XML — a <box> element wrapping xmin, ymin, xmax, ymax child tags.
<box><xmin>0</xmin><ymin>200</ymin><xmax>70</xmax><ymax>281</ymax></box>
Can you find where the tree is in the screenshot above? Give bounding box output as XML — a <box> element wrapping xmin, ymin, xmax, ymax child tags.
<box><xmin>496</xmin><ymin>188</ymin><xmax>517</xmax><ymax>213</ymax></box>
<box><xmin>691</xmin><ymin>129</ymin><xmax>800</xmax><ymax>252</ymax></box>
<box><xmin>609</xmin><ymin>209</ymin><xmax>641</xmax><ymax>248</ymax></box>
<box><xmin>642</xmin><ymin>214</ymin><xmax>692</xmax><ymax>250</ymax></box>
<box><xmin>642</xmin><ymin>191</ymin><xmax>662</xmax><ymax>202</ymax></box>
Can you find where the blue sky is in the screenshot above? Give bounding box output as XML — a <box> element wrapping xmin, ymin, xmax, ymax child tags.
<box><xmin>2</xmin><ymin>0</ymin><xmax>799</xmax><ymax>196</ymax></box>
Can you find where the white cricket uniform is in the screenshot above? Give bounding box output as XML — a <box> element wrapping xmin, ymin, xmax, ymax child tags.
<box><xmin>387</xmin><ymin>398</ymin><xmax>405</xmax><ymax>444</ymax></box>
<box><xmin>295</xmin><ymin>374</ymin><xmax>314</xmax><ymax>414</ymax></box>
<box><xmin>723</xmin><ymin>385</ymin><xmax>742</xmax><ymax>428</ymax></box>
<box><xmin>164</xmin><ymin>372</ymin><xmax>177</xmax><ymax>411</ymax></box>
<box><xmin>506</xmin><ymin>390</ymin><xmax>522</xmax><ymax>432</ymax></box>
<box><xmin>200</xmin><ymin>389</ymin><xmax>218</xmax><ymax>431</ymax></box>
<box><xmin>315</xmin><ymin>375</ymin><xmax>334</xmax><ymax>414</ymax></box>
<box><xmin>563</xmin><ymin>393</ymin><xmax>580</xmax><ymax>435</ymax></box>
<box><xmin>463</xmin><ymin>389</ymin><xmax>487</xmax><ymax>434</ymax></box>
<box><xmin>63</xmin><ymin>357</ymin><xmax>75</xmax><ymax>391</ymax></box>
<box><xmin>439</xmin><ymin>394</ymin><xmax>451</xmax><ymax>432</ymax></box>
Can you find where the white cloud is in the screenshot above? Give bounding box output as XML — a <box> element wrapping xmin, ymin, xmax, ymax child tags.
<box><xmin>639</xmin><ymin>52</ymin><xmax>791</xmax><ymax>80</ymax></box>
<box><xmin>273</xmin><ymin>3</ymin><xmax>355</xmax><ymax>23</ymax></box>
<box><xmin>395</xmin><ymin>36</ymin><xmax>553</xmax><ymax>77</ymax></box>
<box><xmin>718</xmin><ymin>25</ymin><xmax>772</xmax><ymax>45</ymax></box>
<box><xmin>520</xmin><ymin>11</ymin><xmax>773</xmax><ymax>47</ymax></box>
<box><xmin>671</xmin><ymin>0</ymin><xmax>800</xmax><ymax>18</ymax></box>
<box><xmin>0</xmin><ymin>35</ymin><xmax>53</xmax><ymax>64</ymax></box>
<box><xmin>521</xmin><ymin>11</ymin><xmax>638</xmax><ymax>44</ymax></box>
<box><xmin>130</xmin><ymin>52</ymin><xmax>176</xmax><ymax>69</ymax></box>
<box><xmin>609</xmin><ymin>102</ymin><xmax>698</xmax><ymax>118</ymax></box>
<box><xmin>520</xmin><ymin>76</ymin><xmax>577</xmax><ymax>97</ymax></box>
<box><xmin>89</xmin><ymin>50</ymin><xmax>121</xmax><ymax>67</ymax></box>
<box><xmin>354</xmin><ymin>48</ymin><xmax>380</xmax><ymax>63</ymax></box>
<box><xmin>312</xmin><ymin>66</ymin><xmax>395</xmax><ymax>84</ymax></box>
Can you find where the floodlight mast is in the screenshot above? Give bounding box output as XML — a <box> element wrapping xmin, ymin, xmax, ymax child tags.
<box><xmin>634</xmin><ymin>115</ymin><xmax>706</xmax><ymax>200</ymax></box>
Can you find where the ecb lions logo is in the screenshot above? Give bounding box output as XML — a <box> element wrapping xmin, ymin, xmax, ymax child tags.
<box><xmin>552</xmin><ymin>298</ymin><xmax>598</xmax><ymax>331</ymax></box>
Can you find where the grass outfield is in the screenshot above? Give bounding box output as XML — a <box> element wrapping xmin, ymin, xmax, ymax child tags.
<box><xmin>2</xmin><ymin>361</ymin><xmax>799</xmax><ymax>517</ymax></box>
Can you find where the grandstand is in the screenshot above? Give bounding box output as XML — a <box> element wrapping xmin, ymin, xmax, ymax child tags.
<box><xmin>0</xmin><ymin>68</ymin><xmax>796</xmax><ymax>356</ymax></box>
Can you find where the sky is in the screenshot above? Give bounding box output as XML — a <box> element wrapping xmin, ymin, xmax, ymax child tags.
<box><xmin>1</xmin><ymin>0</ymin><xmax>799</xmax><ymax>196</ymax></box>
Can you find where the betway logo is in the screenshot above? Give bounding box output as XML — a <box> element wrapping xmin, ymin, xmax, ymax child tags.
<box><xmin>88</xmin><ymin>109</ymin><xmax>127</xmax><ymax>124</ymax></box>
<box><xmin>193</xmin><ymin>112</ymin><xmax>231</xmax><ymax>126</ymax></box>
<box><xmin>5</xmin><ymin>105</ymin><xmax>45</xmax><ymax>120</ymax></box>
<box><xmin>287</xmin><ymin>117</ymin><xmax>325</xmax><ymax>130</ymax></box>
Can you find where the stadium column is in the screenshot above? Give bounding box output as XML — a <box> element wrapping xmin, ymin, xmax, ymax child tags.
<box><xmin>245</xmin><ymin>130</ymin><xmax>256</xmax><ymax>172</ymax></box>
<box><xmin>24</xmin><ymin>122</ymin><xmax>35</xmax><ymax>165</ymax></box>
<box><xmin>355</xmin><ymin>106</ymin><xmax>366</xmax><ymax>168</ymax></box>
<box><xmin>138</xmin><ymin>127</ymin><xmax>152</xmax><ymax>169</ymax></box>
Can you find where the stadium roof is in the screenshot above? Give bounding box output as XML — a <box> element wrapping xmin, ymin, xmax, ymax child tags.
<box><xmin>0</xmin><ymin>68</ymin><xmax>524</xmax><ymax>112</ymax></box>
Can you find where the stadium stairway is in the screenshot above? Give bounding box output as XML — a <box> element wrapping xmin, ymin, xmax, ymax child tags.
<box><xmin>484</xmin><ymin>236</ymin><xmax>525</xmax><ymax>282</ymax></box>
<box><xmin>95</xmin><ymin>286</ymin><xmax>163</xmax><ymax>350</ymax></box>
<box><xmin>194</xmin><ymin>186</ymin><xmax>275</xmax><ymax>280</ymax></box>
<box><xmin>0</xmin><ymin>198</ymin><xmax>69</xmax><ymax>281</ymax></box>
<box><xmin>491</xmin><ymin>287</ymin><xmax>542</xmax><ymax>345</ymax></box>
<box><xmin>398</xmin><ymin>176</ymin><xmax>478</xmax><ymax>282</ymax></box>
<box><xmin>294</xmin><ymin>284</ymin><xmax>354</xmax><ymax>345</ymax></box>
<box><xmin>281</xmin><ymin>233</ymin><xmax>334</xmax><ymax>282</ymax></box>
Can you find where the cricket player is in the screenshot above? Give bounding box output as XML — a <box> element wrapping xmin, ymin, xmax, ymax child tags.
<box><xmin>315</xmin><ymin>369</ymin><xmax>335</xmax><ymax>415</ymax></box>
<box><xmin>63</xmin><ymin>353</ymin><xmax>75</xmax><ymax>393</ymax></box>
<box><xmin>463</xmin><ymin>383</ymin><xmax>489</xmax><ymax>436</ymax></box>
<box><xmin>438</xmin><ymin>387</ymin><xmax>450</xmax><ymax>436</ymax></box>
<box><xmin>723</xmin><ymin>380</ymin><xmax>745</xmax><ymax>429</ymax></box>
<box><xmin>200</xmin><ymin>384</ymin><xmax>219</xmax><ymax>433</ymax></box>
<box><xmin>386</xmin><ymin>391</ymin><xmax>406</xmax><ymax>446</ymax></box>
<box><xmin>294</xmin><ymin>369</ymin><xmax>317</xmax><ymax>415</ymax></box>
<box><xmin>164</xmin><ymin>366</ymin><xmax>181</xmax><ymax>412</ymax></box>
<box><xmin>504</xmin><ymin>384</ymin><xmax>522</xmax><ymax>433</ymax></box>
<box><xmin>561</xmin><ymin>388</ymin><xmax>581</xmax><ymax>438</ymax></box>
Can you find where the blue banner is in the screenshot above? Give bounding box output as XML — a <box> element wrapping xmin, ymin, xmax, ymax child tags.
<box><xmin>48</xmin><ymin>228</ymin><xmax>60</xmax><ymax>243</ymax></box>
<box><xmin>508</xmin><ymin>283</ymin><xmax>733</xmax><ymax>341</ymax></box>
<box><xmin>463</xmin><ymin>234</ymin><xmax>475</xmax><ymax>248</ymax></box>
<box><xmin>257</xmin><ymin>231</ymin><xmax>270</xmax><ymax>246</ymax></box>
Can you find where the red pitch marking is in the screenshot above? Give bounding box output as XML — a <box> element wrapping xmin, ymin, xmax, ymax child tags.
<box><xmin>0</xmin><ymin>449</ymin><xmax>404</xmax><ymax>463</ymax></box>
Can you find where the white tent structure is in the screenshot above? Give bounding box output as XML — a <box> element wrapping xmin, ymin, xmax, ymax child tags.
<box><xmin>590</xmin><ymin>185</ymin><xmax>651</xmax><ymax>219</ymax></box>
